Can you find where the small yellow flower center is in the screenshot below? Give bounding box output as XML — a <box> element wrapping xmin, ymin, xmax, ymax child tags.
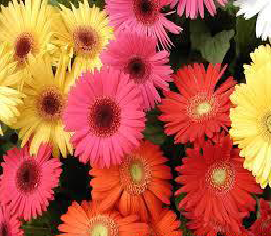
<box><xmin>130</xmin><ymin>161</ymin><xmax>144</xmax><ymax>183</ymax></box>
<box><xmin>91</xmin><ymin>224</ymin><xmax>108</xmax><ymax>236</ymax></box>
<box><xmin>212</xmin><ymin>168</ymin><xmax>227</xmax><ymax>186</ymax></box>
<box><xmin>196</xmin><ymin>102</ymin><xmax>212</xmax><ymax>116</ymax></box>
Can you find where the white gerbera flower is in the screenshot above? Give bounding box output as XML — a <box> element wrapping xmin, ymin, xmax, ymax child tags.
<box><xmin>234</xmin><ymin>0</ymin><xmax>271</xmax><ymax>40</ymax></box>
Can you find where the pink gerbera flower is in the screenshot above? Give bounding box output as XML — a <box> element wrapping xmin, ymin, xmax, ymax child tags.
<box><xmin>170</xmin><ymin>0</ymin><xmax>228</xmax><ymax>18</ymax></box>
<box><xmin>105</xmin><ymin>0</ymin><xmax>181</xmax><ymax>49</ymax></box>
<box><xmin>63</xmin><ymin>68</ymin><xmax>145</xmax><ymax>168</ymax></box>
<box><xmin>0</xmin><ymin>144</ymin><xmax>62</xmax><ymax>220</ymax></box>
<box><xmin>101</xmin><ymin>32</ymin><xmax>172</xmax><ymax>110</ymax></box>
<box><xmin>0</xmin><ymin>205</ymin><xmax>23</xmax><ymax>236</ymax></box>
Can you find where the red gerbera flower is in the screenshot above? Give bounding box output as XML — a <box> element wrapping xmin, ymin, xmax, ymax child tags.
<box><xmin>0</xmin><ymin>144</ymin><xmax>62</xmax><ymax>220</ymax></box>
<box><xmin>105</xmin><ymin>0</ymin><xmax>181</xmax><ymax>49</ymax></box>
<box><xmin>90</xmin><ymin>140</ymin><xmax>172</xmax><ymax>222</ymax></box>
<box><xmin>0</xmin><ymin>205</ymin><xmax>23</xmax><ymax>236</ymax></box>
<box><xmin>175</xmin><ymin>135</ymin><xmax>262</xmax><ymax>232</ymax></box>
<box><xmin>249</xmin><ymin>199</ymin><xmax>271</xmax><ymax>236</ymax></box>
<box><xmin>158</xmin><ymin>63</ymin><xmax>236</xmax><ymax>144</ymax></box>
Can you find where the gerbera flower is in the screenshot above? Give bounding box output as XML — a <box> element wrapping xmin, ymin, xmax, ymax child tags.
<box><xmin>185</xmin><ymin>211</ymin><xmax>249</xmax><ymax>236</ymax></box>
<box><xmin>0</xmin><ymin>144</ymin><xmax>62</xmax><ymax>220</ymax></box>
<box><xmin>234</xmin><ymin>0</ymin><xmax>271</xmax><ymax>40</ymax></box>
<box><xmin>11</xmin><ymin>55</ymin><xmax>73</xmax><ymax>158</ymax></box>
<box><xmin>170</xmin><ymin>0</ymin><xmax>228</xmax><ymax>19</ymax></box>
<box><xmin>52</xmin><ymin>0</ymin><xmax>114</xmax><ymax>78</ymax></box>
<box><xmin>249</xmin><ymin>199</ymin><xmax>271</xmax><ymax>235</ymax></box>
<box><xmin>57</xmin><ymin>201</ymin><xmax>149</xmax><ymax>236</ymax></box>
<box><xmin>243</xmin><ymin>45</ymin><xmax>271</xmax><ymax>83</ymax></box>
<box><xmin>175</xmin><ymin>135</ymin><xmax>261</xmax><ymax>232</ymax></box>
<box><xmin>63</xmin><ymin>67</ymin><xmax>145</xmax><ymax>167</ymax></box>
<box><xmin>158</xmin><ymin>63</ymin><xmax>236</xmax><ymax>144</ymax></box>
<box><xmin>0</xmin><ymin>44</ymin><xmax>24</xmax><ymax>135</ymax></box>
<box><xmin>230</xmin><ymin>65</ymin><xmax>271</xmax><ymax>188</ymax></box>
<box><xmin>0</xmin><ymin>205</ymin><xmax>23</xmax><ymax>236</ymax></box>
<box><xmin>101</xmin><ymin>32</ymin><xmax>172</xmax><ymax>110</ymax></box>
<box><xmin>148</xmin><ymin>208</ymin><xmax>183</xmax><ymax>236</ymax></box>
<box><xmin>0</xmin><ymin>0</ymin><xmax>56</xmax><ymax>88</ymax></box>
<box><xmin>90</xmin><ymin>140</ymin><xmax>172</xmax><ymax>222</ymax></box>
<box><xmin>105</xmin><ymin>0</ymin><xmax>181</xmax><ymax>50</ymax></box>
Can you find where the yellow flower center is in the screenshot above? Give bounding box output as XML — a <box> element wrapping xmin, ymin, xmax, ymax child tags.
<box><xmin>212</xmin><ymin>168</ymin><xmax>227</xmax><ymax>186</ymax></box>
<box><xmin>196</xmin><ymin>102</ymin><xmax>212</xmax><ymax>116</ymax></box>
<box><xmin>91</xmin><ymin>224</ymin><xmax>108</xmax><ymax>236</ymax></box>
<box><xmin>130</xmin><ymin>161</ymin><xmax>144</xmax><ymax>183</ymax></box>
<box><xmin>266</xmin><ymin>116</ymin><xmax>271</xmax><ymax>133</ymax></box>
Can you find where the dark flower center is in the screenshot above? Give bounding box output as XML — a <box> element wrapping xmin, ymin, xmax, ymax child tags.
<box><xmin>0</xmin><ymin>223</ymin><xmax>9</xmax><ymax>236</ymax></box>
<box><xmin>88</xmin><ymin>98</ymin><xmax>121</xmax><ymax>137</ymax></box>
<box><xmin>127</xmin><ymin>57</ymin><xmax>148</xmax><ymax>83</ymax></box>
<box><xmin>16</xmin><ymin>160</ymin><xmax>41</xmax><ymax>193</ymax></box>
<box><xmin>15</xmin><ymin>33</ymin><xmax>33</xmax><ymax>61</ymax></box>
<box><xmin>38</xmin><ymin>88</ymin><xmax>63</xmax><ymax>120</ymax></box>
<box><xmin>134</xmin><ymin>0</ymin><xmax>158</xmax><ymax>25</ymax></box>
<box><xmin>73</xmin><ymin>27</ymin><xmax>97</xmax><ymax>54</ymax></box>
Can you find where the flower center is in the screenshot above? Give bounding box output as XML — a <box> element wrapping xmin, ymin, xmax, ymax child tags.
<box><xmin>16</xmin><ymin>160</ymin><xmax>41</xmax><ymax>193</ymax></box>
<box><xmin>196</xmin><ymin>102</ymin><xmax>212</xmax><ymax>116</ymax></box>
<box><xmin>88</xmin><ymin>215</ymin><xmax>118</xmax><ymax>236</ymax></box>
<box><xmin>37</xmin><ymin>87</ymin><xmax>64</xmax><ymax>121</ymax></box>
<box><xmin>119</xmin><ymin>155</ymin><xmax>152</xmax><ymax>195</ymax></box>
<box><xmin>206</xmin><ymin>162</ymin><xmax>235</xmax><ymax>194</ymax></box>
<box><xmin>73</xmin><ymin>26</ymin><xmax>97</xmax><ymax>55</ymax></box>
<box><xmin>88</xmin><ymin>97</ymin><xmax>121</xmax><ymax>137</ymax></box>
<box><xmin>126</xmin><ymin>57</ymin><xmax>149</xmax><ymax>84</ymax></box>
<box><xmin>133</xmin><ymin>0</ymin><xmax>158</xmax><ymax>25</ymax></box>
<box><xmin>14</xmin><ymin>33</ymin><xmax>34</xmax><ymax>63</ymax></box>
<box><xmin>266</xmin><ymin>116</ymin><xmax>271</xmax><ymax>133</ymax></box>
<box><xmin>187</xmin><ymin>93</ymin><xmax>216</xmax><ymax>121</ymax></box>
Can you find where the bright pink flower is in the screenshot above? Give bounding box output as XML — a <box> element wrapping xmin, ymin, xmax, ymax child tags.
<box><xmin>0</xmin><ymin>144</ymin><xmax>62</xmax><ymax>220</ymax></box>
<box><xmin>170</xmin><ymin>0</ymin><xmax>228</xmax><ymax>18</ymax></box>
<box><xmin>105</xmin><ymin>0</ymin><xmax>181</xmax><ymax>50</ymax></box>
<box><xmin>101</xmin><ymin>32</ymin><xmax>172</xmax><ymax>110</ymax></box>
<box><xmin>0</xmin><ymin>205</ymin><xmax>23</xmax><ymax>236</ymax></box>
<box><xmin>63</xmin><ymin>68</ymin><xmax>145</xmax><ymax>168</ymax></box>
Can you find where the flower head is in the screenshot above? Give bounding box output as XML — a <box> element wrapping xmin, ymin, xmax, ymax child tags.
<box><xmin>170</xmin><ymin>0</ymin><xmax>228</xmax><ymax>18</ymax></box>
<box><xmin>63</xmin><ymin>67</ymin><xmax>145</xmax><ymax>168</ymax></box>
<box><xmin>234</xmin><ymin>0</ymin><xmax>271</xmax><ymax>40</ymax></box>
<box><xmin>90</xmin><ymin>140</ymin><xmax>172</xmax><ymax>221</ymax></box>
<box><xmin>105</xmin><ymin>0</ymin><xmax>181</xmax><ymax>49</ymax></box>
<box><xmin>52</xmin><ymin>0</ymin><xmax>114</xmax><ymax>77</ymax></box>
<box><xmin>176</xmin><ymin>135</ymin><xmax>261</xmax><ymax>232</ymax></box>
<box><xmin>101</xmin><ymin>32</ymin><xmax>172</xmax><ymax>110</ymax></box>
<box><xmin>0</xmin><ymin>0</ymin><xmax>56</xmax><ymax>88</ymax></box>
<box><xmin>159</xmin><ymin>63</ymin><xmax>236</xmax><ymax>144</ymax></box>
<box><xmin>11</xmin><ymin>55</ymin><xmax>73</xmax><ymax>158</ymax></box>
<box><xmin>57</xmin><ymin>201</ymin><xmax>149</xmax><ymax>236</ymax></box>
<box><xmin>0</xmin><ymin>144</ymin><xmax>62</xmax><ymax>220</ymax></box>
<box><xmin>230</xmin><ymin>64</ymin><xmax>271</xmax><ymax>188</ymax></box>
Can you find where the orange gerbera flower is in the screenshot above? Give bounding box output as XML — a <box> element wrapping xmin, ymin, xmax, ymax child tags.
<box><xmin>90</xmin><ymin>140</ymin><xmax>172</xmax><ymax>222</ymax></box>
<box><xmin>148</xmin><ymin>208</ymin><xmax>183</xmax><ymax>236</ymax></box>
<box><xmin>58</xmin><ymin>201</ymin><xmax>148</xmax><ymax>236</ymax></box>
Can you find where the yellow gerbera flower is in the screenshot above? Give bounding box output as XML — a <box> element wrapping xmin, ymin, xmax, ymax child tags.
<box><xmin>0</xmin><ymin>0</ymin><xmax>57</xmax><ymax>88</ymax></box>
<box><xmin>52</xmin><ymin>0</ymin><xmax>114</xmax><ymax>79</ymax></box>
<box><xmin>230</xmin><ymin>64</ymin><xmax>271</xmax><ymax>188</ymax></box>
<box><xmin>243</xmin><ymin>44</ymin><xmax>271</xmax><ymax>84</ymax></box>
<box><xmin>0</xmin><ymin>43</ymin><xmax>24</xmax><ymax>135</ymax></box>
<box><xmin>11</xmin><ymin>54</ymin><xmax>73</xmax><ymax>158</ymax></box>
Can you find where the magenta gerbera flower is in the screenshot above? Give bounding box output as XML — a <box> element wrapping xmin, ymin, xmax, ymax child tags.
<box><xmin>101</xmin><ymin>32</ymin><xmax>172</xmax><ymax>110</ymax></box>
<box><xmin>0</xmin><ymin>144</ymin><xmax>62</xmax><ymax>220</ymax></box>
<box><xmin>170</xmin><ymin>0</ymin><xmax>228</xmax><ymax>18</ymax></box>
<box><xmin>105</xmin><ymin>0</ymin><xmax>181</xmax><ymax>49</ymax></box>
<box><xmin>0</xmin><ymin>205</ymin><xmax>23</xmax><ymax>236</ymax></box>
<box><xmin>63</xmin><ymin>68</ymin><xmax>145</xmax><ymax>168</ymax></box>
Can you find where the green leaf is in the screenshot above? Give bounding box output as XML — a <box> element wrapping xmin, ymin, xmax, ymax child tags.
<box><xmin>191</xmin><ymin>20</ymin><xmax>235</xmax><ymax>63</ymax></box>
